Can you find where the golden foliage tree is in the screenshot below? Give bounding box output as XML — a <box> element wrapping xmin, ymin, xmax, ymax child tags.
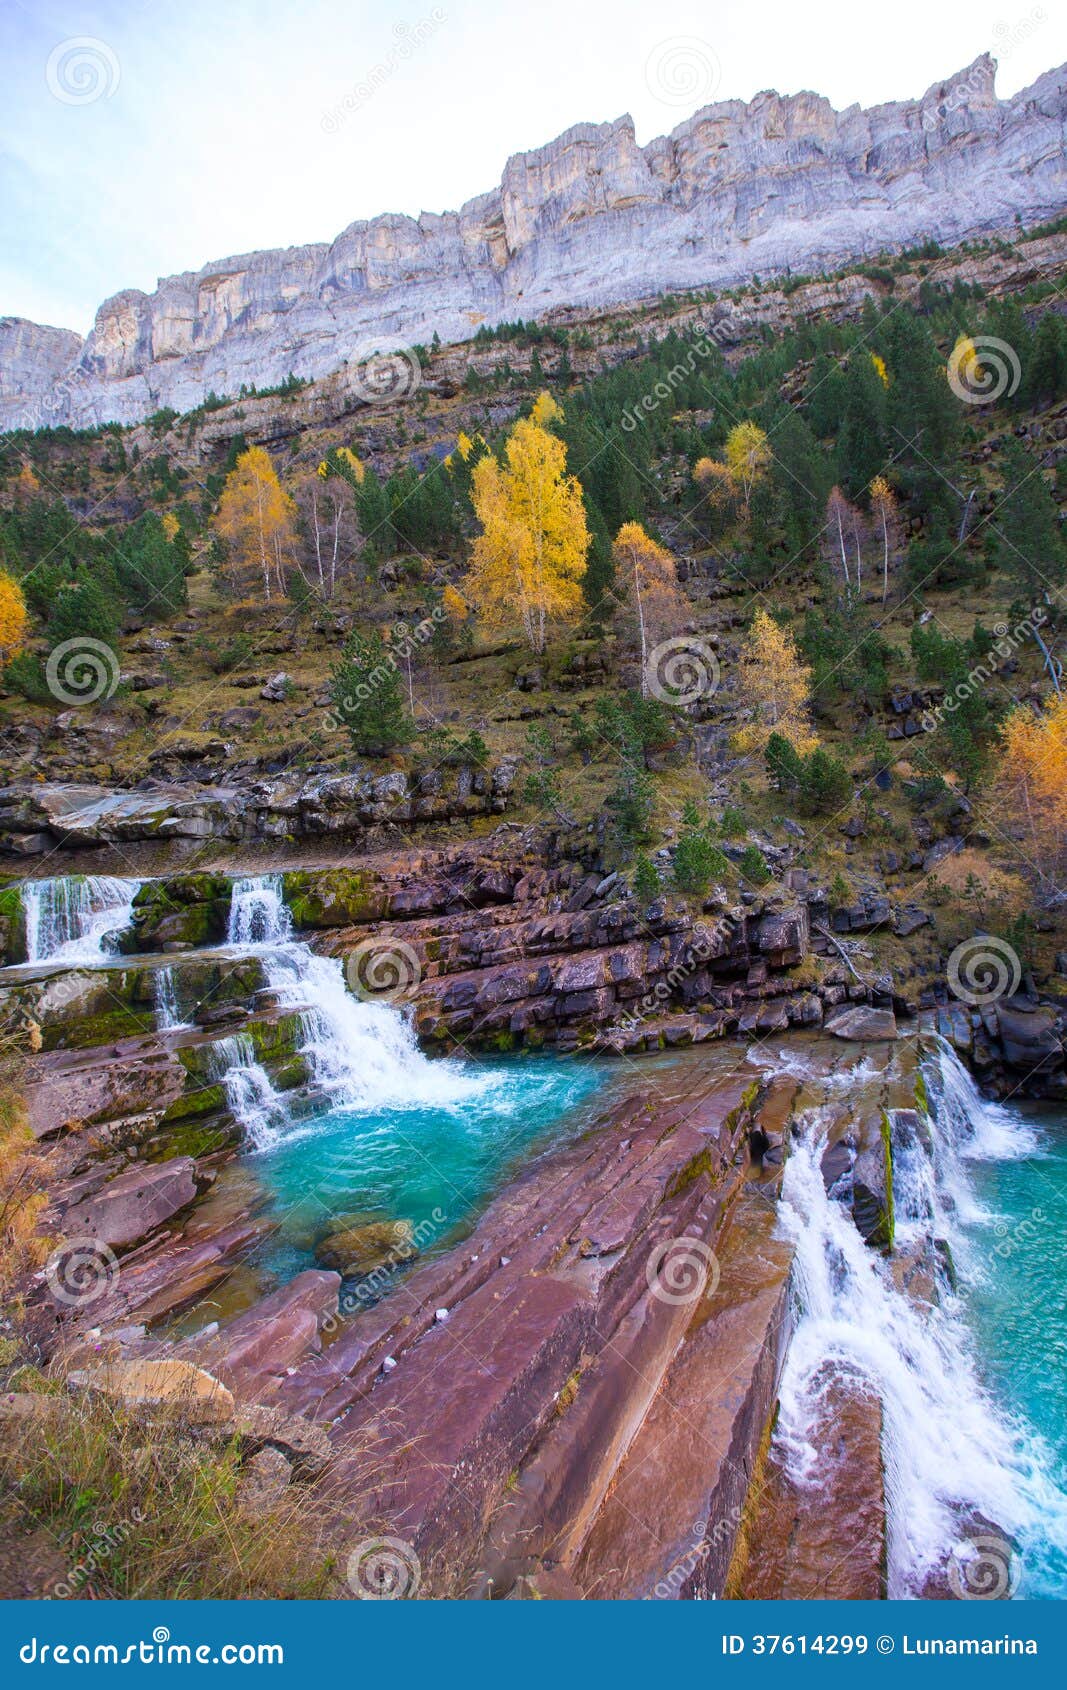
<box><xmin>992</xmin><ymin>696</ymin><xmax>1067</xmax><ymax>901</ymax></box>
<box><xmin>213</xmin><ymin>446</ymin><xmax>297</xmax><ymax>601</ymax></box>
<box><xmin>735</xmin><ymin>607</ymin><xmax>818</xmax><ymax>755</ymax></box>
<box><xmin>611</xmin><ymin>522</ymin><xmax>688</xmax><ymax>692</ymax></box>
<box><xmin>869</xmin><ymin>475</ymin><xmax>900</xmax><ymax>604</ymax></box>
<box><xmin>462</xmin><ymin>412</ymin><xmax>589</xmax><ymax>653</ymax></box>
<box><xmin>694</xmin><ymin>422</ymin><xmax>771</xmax><ymax>515</ymax></box>
<box><xmin>0</xmin><ymin>571</ymin><xmax>29</xmax><ymax>663</ymax></box>
<box><xmin>13</xmin><ymin>464</ymin><xmax>40</xmax><ymax>504</ymax></box>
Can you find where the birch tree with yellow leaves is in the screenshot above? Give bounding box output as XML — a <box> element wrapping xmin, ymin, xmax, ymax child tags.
<box><xmin>735</xmin><ymin>607</ymin><xmax>818</xmax><ymax>755</ymax></box>
<box><xmin>611</xmin><ymin>522</ymin><xmax>688</xmax><ymax>693</ymax></box>
<box><xmin>694</xmin><ymin>421</ymin><xmax>772</xmax><ymax>516</ymax></box>
<box><xmin>213</xmin><ymin>446</ymin><xmax>297</xmax><ymax>601</ymax></box>
<box><xmin>462</xmin><ymin>402</ymin><xmax>589</xmax><ymax>654</ymax></box>
<box><xmin>993</xmin><ymin>696</ymin><xmax>1067</xmax><ymax>903</ymax></box>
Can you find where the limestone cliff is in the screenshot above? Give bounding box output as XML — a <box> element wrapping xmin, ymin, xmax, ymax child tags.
<box><xmin>3</xmin><ymin>54</ymin><xmax>1065</xmax><ymax>431</ymax></box>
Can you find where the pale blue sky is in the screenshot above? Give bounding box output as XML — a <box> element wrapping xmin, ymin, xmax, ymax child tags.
<box><xmin>1</xmin><ymin>0</ymin><xmax>1062</xmax><ymax>334</ymax></box>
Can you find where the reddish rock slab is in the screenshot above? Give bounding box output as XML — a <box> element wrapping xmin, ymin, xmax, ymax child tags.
<box><xmin>572</xmin><ymin>1181</ymin><xmax>795</xmax><ymax>1600</ymax></box>
<box><xmin>731</xmin><ymin>1367</ymin><xmax>887</xmax><ymax>1600</ymax></box>
<box><xmin>59</xmin><ymin>1156</ymin><xmax>198</xmax><ymax>1250</ymax></box>
<box><xmin>185</xmin><ymin>1269</ymin><xmax>341</xmax><ymax>1400</ymax></box>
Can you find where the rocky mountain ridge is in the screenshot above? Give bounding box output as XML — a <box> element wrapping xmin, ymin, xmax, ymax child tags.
<box><xmin>2</xmin><ymin>53</ymin><xmax>1066</xmax><ymax>431</ymax></box>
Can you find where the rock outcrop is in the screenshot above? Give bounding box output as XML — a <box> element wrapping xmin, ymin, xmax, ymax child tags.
<box><xmin>3</xmin><ymin>55</ymin><xmax>1065</xmax><ymax>429</ymax></box>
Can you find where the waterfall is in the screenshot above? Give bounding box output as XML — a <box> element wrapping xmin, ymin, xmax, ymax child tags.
<box><xmin>774</xmin><ymin>1041</ymin><xmax>1067</xmax><ymax>1598</ymax></box>
<box><xmin>154</xmin><ymin>964</ymin><xmax>189</xmax><ymax>1032</ymax></box>
<box><xmin>22</xmin><ymin>875</ymin><xmax>140</xmax><ymax>965</ymax></box>
<box><xmin>222</xmin><ymin>875</ymin><xmax>492</xmax><ymax>1133</ymax></box>
<box><xmin>209</xmin><ymin>1033</ymin><xmax>291</xmax><ymax>1153</ymax></box>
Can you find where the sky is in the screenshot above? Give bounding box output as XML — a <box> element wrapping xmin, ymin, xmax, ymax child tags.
<box><xmin>1</xmin><ymin>0</ymin><xmax>1063</xmax><ymax>336</ymax></box>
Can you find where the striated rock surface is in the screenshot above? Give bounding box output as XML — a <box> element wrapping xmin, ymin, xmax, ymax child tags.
<box><xmin>3</xmin><ymin>55</ymin><xmax>1065</xmax><ymax>429</ymax></box>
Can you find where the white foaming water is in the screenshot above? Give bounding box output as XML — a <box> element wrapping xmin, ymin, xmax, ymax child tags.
<box><xmin>153</xmin><ymin>964</ymin><xmax>190</xmax><ymax>1032</ymax></box>
<box><xmin>209</xmin><ymin>1033</ymin><xmax>291</xmax><ymax>1152</ymax></box>
<box><xmin>775</xmin><ymin>1040</ymin><xmax>1067</xmax><ymax>1598</ymax></box>
<box><xmin>22</xmin><ymin>875</ymin><xmax>140</xmax><ymax>964</ymax></box>
<box><xmin>224</xmin><ymin>875</ymin><xmax>495</xmax><ymax>1128</ymax></box>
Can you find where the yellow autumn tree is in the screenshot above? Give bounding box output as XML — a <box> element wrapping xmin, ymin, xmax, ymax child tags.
<box><xmin>213</xmin><ymin>446</ymin><xmax>297</xmax><ymax>601</ymax></box>
<box><xmin>735</xmin><ymin>607</ymin><xmax>818</xmax><ymax>755</ymax></box>
<box><xmin>530</xmin><ymin>390</ymin><xmax>561</xmax><ymax>428</ymax></box>
<box><xmin>992</xmin><ymin>696</ymin><xmax>1067</xmax><ymax>901</ymax></box>
<box><xmin>0</xmin><ymin>571</ymin><xmax>29</xmax><ymax>663</ymax></box>
<box><xmin>462</xmin><ymin>412</ymin><xmax>589</xmax><ymax>653</ymax></box>
<box><xmin>611</xmin><ymin>522</ymin><xmax>688</xmax><ymax>693</ymax></box>
<box><xmin>869</xmin><ymin>475</ymin><xmax>900</xmax><ymax>604</ymax></box>
<box><xmin>13</xmin><ymin>464</ymin><xmax>40</xmax><ymax>504</ymax></box>
<box><xmin>694</xmin><ymin>422</ymin><xmax>771</xmax><ymax>515</ymax></box>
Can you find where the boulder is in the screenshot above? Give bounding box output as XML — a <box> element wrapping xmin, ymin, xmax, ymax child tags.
<box><xmin>70</xmin><ymin>1358</ymin><xmax>235</xmax><ymax>1421</ymax></box>
<box><xmin>994</xmin><ymin>1000</ymin><xmax>1064</xmax><ymax>1074</ymax></box>
<box><xmin>825</xmin><ymin>1005</ymin><xmax>898</xmax><ymax>1041</ymax></box>
<box><xmin>60</xmin><ymin>1157</ymin><xmax>198</xmax><ymax>1249</ymax></box>
<box><xmin>314</xmin><ymin>1219</ymin><xmax>418</xmax><ymax>1276</ymax></box>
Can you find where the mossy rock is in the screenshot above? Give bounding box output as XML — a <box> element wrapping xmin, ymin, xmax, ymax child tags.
<box><xmin>0</xmin><ymin>883</ymin><xmax>27</xmax><ymax>965</ymax></box>
<box><xmin>123</xmin><ymin>875</ymin><xmax>232</xmax><ymax>953</ymax></box>
<box><xmin>282</xmin><ymin>869</ymin><xmax>389</xmax><ymax>929</ymax></box>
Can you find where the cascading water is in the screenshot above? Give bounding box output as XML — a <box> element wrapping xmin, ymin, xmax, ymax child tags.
<box><xmin>154</xmin><ymin>965</ymin><xmax>190</xmax><ymax>1032</ymax></box>
<box><xmin>774</xmin><ymin>1039</ymin><xmax>1067</xmax><ymax>1597</ymax></box>
<box><xmin>223</xmin><ymin>875</ymin><xmax>495</xmax><ymax>1122</ymax></box>
<box><xmin>22</xmin><ymin>875</ymin><xmax>140</xmax><ymax>964</ymax></box>
<box><xmin>208</xmin><ymin>1033</ymin><xmax>291</xmax><ymax>1153</ymax></box>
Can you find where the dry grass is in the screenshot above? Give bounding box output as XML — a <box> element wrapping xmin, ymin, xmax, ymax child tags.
<box><xmin>0</xmin><ymin>1023</ymin><xmax>51</xmax><ymax>1305</ymax></box>
<box><xmin>0</xmin><ymin>1386</ymin><xmax>369</xmax><ymax>1599</ymax></box>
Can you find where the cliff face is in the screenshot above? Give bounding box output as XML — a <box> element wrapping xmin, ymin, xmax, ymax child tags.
<box><xmin>3</xmin><ymin>54</ymin><xmax>1066</xmax><ymax>431</ymax></box>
